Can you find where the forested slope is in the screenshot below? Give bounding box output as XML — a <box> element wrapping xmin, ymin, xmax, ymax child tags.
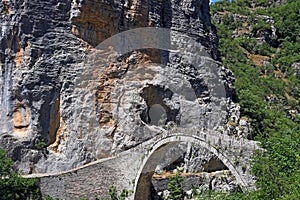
<box><xmin>211</xmin><ymin>0</ymin><xmax>300</xmax><ymax>199</ymax></box>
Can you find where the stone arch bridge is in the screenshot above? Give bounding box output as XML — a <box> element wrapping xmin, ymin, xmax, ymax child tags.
<box><xmin>25</xmin><ymin>128</ymin><xmax>259</xmax><ymax>199</ymax></box>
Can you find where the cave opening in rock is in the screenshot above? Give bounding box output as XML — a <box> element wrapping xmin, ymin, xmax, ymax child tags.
<box><xmin>140</xmin><ymin>84</ymin><xmax>180</xmax><ymax>126</ymax></box>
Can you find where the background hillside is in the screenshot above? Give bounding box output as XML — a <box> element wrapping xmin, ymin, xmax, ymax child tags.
<box><xmin>211</xmin><ymin>0</ymin><xmax>299</xmax><ymax>199</ymax></box>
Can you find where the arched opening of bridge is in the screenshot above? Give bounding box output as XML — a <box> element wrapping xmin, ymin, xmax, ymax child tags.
<box><xmin>133</xmin><ymin>136</ymin><xmax>245</xmax><ymax>200</ymax></box>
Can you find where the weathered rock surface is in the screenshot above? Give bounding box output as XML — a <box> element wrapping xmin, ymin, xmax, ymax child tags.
<box><xmin>292</xmin><ymin>62</ymin><xmax>300</xmax><ymax>76</ymax></box>
<box><xmin>0</xmin><ymin>1</ymin><xmax>251</xmax><ymax>191</ymax></box>
<box><xmin>152</xmin><ymin>170</ymin><xmax>238</xmax><ymax>199</ymax></box>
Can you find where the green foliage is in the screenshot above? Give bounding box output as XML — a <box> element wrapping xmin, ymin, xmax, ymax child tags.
<box><xmin>0</xmin><ymin>149</ymin><xmax>41</xmax><ymax>200</ymax></box>
<box><xmin>252</xmin><ymin>18</ymin><xmax>272</xmax><ymax>32</ymax></box>
<box><xmin>109</xmin><ymin>185</ymin><xmax>128</xmax><ymax>200</ymax></box>
<box><xmin>211</xmin><ymin>0</ymin><xmax>300</xmax><ymax>199</ymax></box>
<box><xmin>257</xmin><ymin>42</ymin><xmax>275</xmax><ymax>56</ymax></box>
<box><xmin>192</xmin><ymin>188</ymin><xmax>257</xmax><ymax>200</ymax></box>
<box><xmin>211</xmin><ymin>0</ymin><xmax>251</xmax><ymax>15</ymax></box>
<box><xmin>236</xmin><ymin>37</ymin><xmax>276</xmax><ymax>56</ymax></box>
<box><xmin>222</xmin><ymin>14</ymin><xmax>243</xmax><ymax>30</ymax></box>
<box><xmin>236</xmin><ymin>37</ymin><xmax>258</xmax><ymax>53</ymax></box>
<box><xmin>273</xmin><ymin>0</ymin><xmax>300</xmax><ymax>42</ymax></box>
<box><xmin>119</xmin><ymin>190</ymin><xmax>129</xmax><ymax>200</ymax></box>
<box><xmin>166</xmin><ymin>172</ymin><xmax>184</xmax><ymax>200</ymax></box>
<box><xmin>273</xmin><ymin>40</ymin><xmax>300</xmax><ymax>74</ymax></box>
<box><xmin>109</xmin><ymin>185</ymin><xmax>118</xmax><ymax>200</ymax></box>
<box><xmin>253</xmin><ymin>8</ymin><xmax>268</xmax><ymax>15</ymax></box>
<box><xmin>34</xmin><ymin>140</ymin><xmax>47</xmax><ymax>149</ymax></box>
<box><xmin>256</xmin><ymin>0</ymin><xmax>269</xmax><ymax>7</ymax></box>
<box><xmin>252</xmin><ymin>128</ymin><xmax>300</xmax><ymax>199</ymax></box>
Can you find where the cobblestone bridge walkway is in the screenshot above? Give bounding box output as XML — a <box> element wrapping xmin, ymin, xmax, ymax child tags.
<box><xmin>25</xmin><ymin>127</ymin><xmax>259</xmax><ymax>200</ymax></box>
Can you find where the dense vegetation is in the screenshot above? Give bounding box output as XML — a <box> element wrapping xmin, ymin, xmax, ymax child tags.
<box><xmin>0</xmin><ymin>149</ymin><xmax>40</xmax><ymax>200</ymax></box>
<box><xmin>211</xmin><ymin>0</ymin><xmax>300</xmax><ymax>199</ymax></box>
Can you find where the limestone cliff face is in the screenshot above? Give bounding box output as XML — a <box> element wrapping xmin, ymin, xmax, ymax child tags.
<box><xmin>0</xmin><ymin>0</ymin><xmax>240</xmax><ymax>174</ymax></box>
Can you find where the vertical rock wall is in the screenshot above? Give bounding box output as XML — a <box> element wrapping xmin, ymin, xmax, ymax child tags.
<box><xmin>0</xmin><ymin>0</ymin><xmax>239</xmax><ymax>175</ymax></box>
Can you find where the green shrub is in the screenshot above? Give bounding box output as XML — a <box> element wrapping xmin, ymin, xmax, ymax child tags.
<box><xmin>109</xmin><ymin>185</ymin><xmax>128</xmax><ymax>200</ymax></box>
<box><xmin>0</xmin><ymin>149</ymin><xmax>41</xmax><ymax>200</ymax></box>
<box><xmin>34</xmin><ymin>140</ymin><xmax>47</xmax><ymax>149</ymax></box>
<box><xmin>167</xmin><ymin>172</ymin><xmax>184</xmax><ymax>200</ymax></box>
<box><xmin>252</xmin><ymin>20</ymin><xmax>272</xmax><ymax>34</ymax></box>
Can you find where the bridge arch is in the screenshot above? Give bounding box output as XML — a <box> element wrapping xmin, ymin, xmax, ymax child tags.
<box><xmin>133</xmin><ymin>134</ymin><xmax>250</xmax><ymax>200</ymax></box>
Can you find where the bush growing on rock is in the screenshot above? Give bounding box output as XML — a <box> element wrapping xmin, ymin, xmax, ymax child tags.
<box><xmin>0</xmin><ymin>149</ymin><xmax>41</xmax><ymax>200</ymax></box>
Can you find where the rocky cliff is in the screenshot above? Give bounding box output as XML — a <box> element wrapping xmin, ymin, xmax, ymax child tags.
<box><xmin>0</xmin><ymin>0</ymin><xmax>245</xmax><ymax>176</ymax></box>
